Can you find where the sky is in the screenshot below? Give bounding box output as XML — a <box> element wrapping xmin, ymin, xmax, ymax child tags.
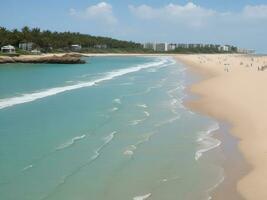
<box><xmin>1</xmin><ymin>0</ymin><xmax>267</xmax><ymax>52</ymax></box>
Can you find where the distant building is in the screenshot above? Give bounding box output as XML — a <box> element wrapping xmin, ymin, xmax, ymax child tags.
<box><xmin>19</xmin><ymin>42</ymin><xmax>34</xmax><ymax>51</ymax></box>
<box><xmin>143</xmin><ymin>42</ymin><xmax>238</xmax><ymax>52</ymax></box>
<box><xmin>237</xmin><ymin>48</ymin><xmax>245</xmax><ymax>53</ymax></box>
<box><xmin>218</xmin><ymin>45</ymin><xmax>230</xmax><ymax>52</ymax></box>
<box><xmin>71</xmin><ymin>44</ymin><xmax>82</xmax><ymax>51</ymax></box>
<box><xmin>205</xmin><ymin>44</ymin><xmax>216</xmax><ymax>48</ymax></box>
<box><xmin>167</xmin><ymin>43</ymin><xmax>177</xmax><ymax>51</ymax></box>
<box><xmin>155</xmin><ymin>43</ymin><xmax>168</xmax><ymax>52</ymax></box>
<box><xmin>188</xmin><ymin>44</ymin><xmax>195</xmax><ymax>48</ymax></box>
<box><xmin>31</xmin><ymin>49</ymin><xmax>41</xmax><ymax>55</ymax></box>
<box><xmin>143</xmin><ymin>42</ymin><xmax>155</xmax><ymax>51</ymax></box>
<box><xmin>237</xmin><ymin>48</ymin><xmax>255</xmax><ymax>54</ymax></box>
<box><xmin>94</xmin><ymin>44</ymin><xmax>107</xmax><ymax>49</ymax></box>
<box><xmin>177</xmin><ymin>44</ymin><xmax>189</xmax><ymax>48</ymax></box>
<box><xmin>1</xmin><ymin>45</ymin><xmax>16</xmax><ymax>53</ymax></box>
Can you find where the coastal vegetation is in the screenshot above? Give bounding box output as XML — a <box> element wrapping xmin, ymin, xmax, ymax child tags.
<box><xmin>0</xmin><ymin>26</ymin><xmax>144</xmax><ymax>53</ymax></box>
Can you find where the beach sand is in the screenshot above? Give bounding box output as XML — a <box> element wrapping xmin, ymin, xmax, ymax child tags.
<box><xmin>175</xmin><ymin>54</ymin><xmax>267</xmax><ymax>199</ymax></box>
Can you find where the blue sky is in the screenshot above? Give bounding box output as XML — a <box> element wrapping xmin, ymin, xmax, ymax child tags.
<box><xmin>1</xmin><ymin>0</ymin><xmax>267</xmax><ymax>52</ymax></box>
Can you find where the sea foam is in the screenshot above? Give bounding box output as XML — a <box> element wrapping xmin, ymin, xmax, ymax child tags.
<box><xmin>195</xmin><ymin>123</ymin><xmax>221</xmax><ymax>160</ymax></box>
<box><xmin>113</xmin><ymin>98</ymin><xmax>121</xmax><ymax>104</ymax></box>
<box><xmin>133</xmin><ymin>193</ymin><xmax>151</xmax><ymax>200</ymax></box>
<box><xmin>0</xmin><ymin>57</ymin><xmax>173</xmax><ymax>109</ymax></box>
<box><xmin>56</xmin><ymin>134</ymin><xmax>86</xmax><ymax>150</ymax></box>
<box><xmin>22</xmin><ymin>164</ymin><xmax>33</xmax><ymax>171</ymax></box>
<box><xmin>90</xmin><ymin>131</ymin><xmax>117</xmax><ymax>161</ymax></box>
<box><xmin>124</xmin><ymin>132</ymin><xmax>155</xmax><ymax>156</ymax></box>
<box><xmin>144</xmin><ymin>111</ymin><xmax>150</xmax><ymax>117</ymax></box>
<box><xmin>137</xmin><ymin>104</ymin><xmax>148</xmax><ymax>108</ymax></box>
<box><xmin>109</xmin><ymin>107</ymin><xmax>118</xmax><ymax>112</ymax></box>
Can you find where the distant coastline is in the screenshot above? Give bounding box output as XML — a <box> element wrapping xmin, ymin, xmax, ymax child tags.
<box><xmin>0</xmin><ymin>52</ymin><xmax>257</xmax><ymax>65</ymax></box>
<box><xmin>1</xmin><ymin>26</ymin><xmax>252</xmax><ymax>57</ymax></box>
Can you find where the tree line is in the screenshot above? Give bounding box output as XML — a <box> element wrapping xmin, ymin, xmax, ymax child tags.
<box><xmin>0</xmin><ymin>26</ymin><xmax>143</xmax><ymax>52</ymax></box>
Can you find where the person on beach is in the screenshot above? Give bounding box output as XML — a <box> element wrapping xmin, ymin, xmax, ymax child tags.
<box><xmin>224</xmin><ymin>64</ymin><xmax>229</xmax><ymax>72</ymax></box>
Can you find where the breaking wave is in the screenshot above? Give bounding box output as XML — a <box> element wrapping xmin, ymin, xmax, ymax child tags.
<box><xmin>133</xmin><ymin>193</ymin><xmax>152</xmax><ymax>200</ymax></box>
<box><xmin>195</xmin><ymin>123</ymin><xmax>221</xmax><ymax>161</ymax></box>
<box><xmin>123</xmin><ymin>132</ymin><xmax>155</xmax><ymax>156</ymax></box>
<box><xmin>56</xmin><ymin>135</ymin><xmax>86</xmax><ymax>151</ymax></box>
<box><xmin>0</xmin><ymin>57</ymin><xmax>174</xmax><ymax>109</ymax></box>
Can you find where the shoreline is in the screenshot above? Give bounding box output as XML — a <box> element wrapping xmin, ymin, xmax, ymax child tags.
<box><xmin>175</xmin><ymin>54</ymin><xmax>267</xmax><ymax>199</ymax></box>
<box><xmin>181</xmin><ymin>57</ymin><xmax>249</xmax><ymax>200</ymax></box>
<box><xmin>0</xmin><ymin>53</ymin><xmax>253</xmax><ymax>64</ymax></box>
<box><xmin>211</xmin><ymin>122</ymin><xmax>250</xmax><ymax>200</ymax></box>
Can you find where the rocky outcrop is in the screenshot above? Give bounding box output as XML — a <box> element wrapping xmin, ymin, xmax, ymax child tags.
<box><xmin>0</xmin><ymin>56</ymin><xmax>16</xmax><ymax>64</ymax></box>
<box><xmin>0</xmin><ymin>54</ymin><xmax>86</xmax><ymax>64</ymax></box>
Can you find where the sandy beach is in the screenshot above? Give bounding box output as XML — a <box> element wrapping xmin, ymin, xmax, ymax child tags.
<box><xmin>176</xmin><ymin>54</ymin><xmax>267</xmax><ymax>199</ymax></box>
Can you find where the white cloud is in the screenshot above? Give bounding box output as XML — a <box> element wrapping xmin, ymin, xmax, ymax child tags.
<box><xmin>67</xmin><ymin>2</ymin><xmax>267</xmax><ymax>52</ymax></box>
<box><xmin>242</xmin><ymin>5</ymin><xmax>267</xmax><ymax>19</ymax></box>
<box><xmin>70</xmin><ymin>2</ymin><xmax>117</xmax><ymax>25</ymax></box>
<box><xmin>129</xmin><ymin>2</ymin><xmax>267</xmax><ymax>27</ymax></box>
<box><xmin>129</xmin><ymin>2</ymin><xmax>216</xmax><ymax>27</ymax></box>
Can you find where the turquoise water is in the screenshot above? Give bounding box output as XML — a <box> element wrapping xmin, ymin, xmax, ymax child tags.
<box><xmin>0</xmin><ymin>56</ymin><xmax>223</xmax><ymax>200</ymax></box>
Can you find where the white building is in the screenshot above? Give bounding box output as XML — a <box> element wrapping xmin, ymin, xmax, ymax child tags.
<box><xmin>19</xmin><ymin>42</ymin><xmax>34</xmax><ymax>51</ymax></box>
<box><xmin>143</xmin><ymin>43</ymin><xmax>155</xmax><ymax>50</ymax></box>
<box><xmin>167</xmin><ymin>43</ymin><xmax>177</xmax><ymax>51</ymax></box>
<box><xmin>237</xmin><ymin>48</ymin><xmax>255</xmax><ymax>54</ymax></box>
<box><xmin>143</xmin><ymin>42</ymin><xmax>168</xmax><ymax>51</ymax></box>
<box><xmin>218</xmin><ymin>45</ymin><xmax>230</xmax><ymax>52</ymax></box>
<box><xmin>31</xmin><ymin>49</ymin><xmax>41</xmax><ymax>55</ymax></box>
<box><xmin>1</xmin><ymin>45</ymin><xmax>16</xmax><ymax>53</ymax></box>
<box><xmin>177</xmin><ymin>44</ymin><xmax>189</xmax><ymax>48</ymax></box>
<box><xmin>71</xmin><ymin>44</ymin><xmax>82</xmax><ymax>51</ymax></box>
<box><xmin>94</xmin><ymin>44</ymin><xmax>107</xmax><ymax>49</ymax></box>
<box><xmin>155</xmin><ymin>43</ymin><xmax>168</xmax><ymax>52</ymax></box>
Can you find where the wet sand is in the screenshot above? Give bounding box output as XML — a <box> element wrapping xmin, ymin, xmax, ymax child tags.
<box><xmin>211</xmin><ymin>123</ymin><xmax>250</xmax><ymax>200</ymax></box>
<box><xmin>176</xmin><ymin>54</ymin><xmax>267</xmax><ymax>200</ymax></box>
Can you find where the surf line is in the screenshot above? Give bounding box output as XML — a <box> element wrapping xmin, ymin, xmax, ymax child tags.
<box><xmin>0</xmin><ymin>58</ymin><xmax>172</xmax><ymax>109</ymax></box>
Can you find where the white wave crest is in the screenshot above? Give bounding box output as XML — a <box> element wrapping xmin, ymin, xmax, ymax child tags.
<box><xmin>195</xmin><ymin>123</ymin><xmax>221</xmax><ymax>160</ymax></box>
<box><xmin>129</xmin><ymin>119</ymin><xmax>144</xmax><ymax>126</ymax></box>
<box><xmin>133</xmin><ymin>193</ymin><xmax>151</xmax><ymax>200</ymax></box>
<box><xmin>144</xmin><ymin>111</ymin><xmax>150</xmax><ymax>117</ymax></box>
<box><xmin>123</xmin><ymin>132</ymin><xmax>154</xmax><ymax>157</ymax></box>
<box><xmin>130</xmin><ymin>110</ymin><xmax>150</xmax><ymax>126</ymax></box>
<box><xmin>90</xmin><ymin>131</ymin><xmax>117</xmax><ymax>161</ymax></box>
<box><xmin>22</xmin><ymin>164</ymin><xmax>33</xmax><ymax>171</ymax></box>
<box><xmin>123</xmin><ymin>150</ymin><xmax>134</xmax><ymax>156</ymax></box>
<box><xmin>56</xmin><ymin>135</ymin><xmax>86</xmax><ymax>150</ymax></box>
<box><xmin>155</xmin><ymin>115</ymin><xmax>181</xmax><ymax>127</ymax></box>
<box><xmin>0</xmin><ymin>57</ymin><xmax>172</xmax><ymax>109</ymax></box>
<box><xmin>109</xmin><ymin>107</ymin><xmax>118</xmax><ymax>112</ymax></box>
<box><xmin>113</xmin><ymin>98</ymin><xmax>121</xmax><ymax>104</ymax></box>
<box><xmin>137</xmin><ymin>104</ymin><xmax>147</xmax><ymax>108</ymax></box>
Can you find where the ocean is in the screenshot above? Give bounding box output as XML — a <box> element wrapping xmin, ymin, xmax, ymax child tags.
<box><xmin>0</xmin><ymin>56</ymin><xmax>224</xmax><ymax>200</ymax></box>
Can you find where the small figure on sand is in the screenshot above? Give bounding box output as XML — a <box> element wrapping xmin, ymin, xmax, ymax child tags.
<box><xmin>224</xmin><ymin>63</ymin><xmax>229</xmax><ymax>72</ymax></box>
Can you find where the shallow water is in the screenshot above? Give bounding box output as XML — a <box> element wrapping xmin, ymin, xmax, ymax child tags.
<box><xmin>0</xmin><ymin>56</ymin><xmax>223</xmax><ymax>200</ymax></box>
